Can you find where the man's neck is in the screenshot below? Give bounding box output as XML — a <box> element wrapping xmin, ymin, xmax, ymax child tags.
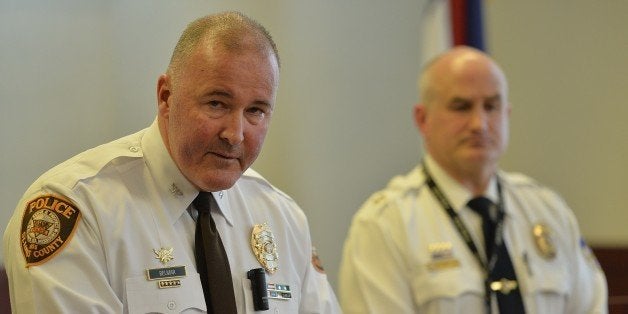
<box><xmin>429</xmin><ymin>157</ymin><xmax>496</xmax><ymax>196</ymax></box>
<box><xmin>458</xmin><ymin>172</ymin><xmax>492</xmax><ymax>196</ymax></box>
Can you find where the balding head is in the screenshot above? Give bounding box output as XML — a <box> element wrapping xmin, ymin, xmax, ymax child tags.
<box><xmin>419</xmin><ymin>46</ymin><xmax>508</xmax><ymax>108</ymax></box>
<box><xmin>167</xmin><ymin>11</ymin><xmax>280</xmax><ymax>81</ymax></box>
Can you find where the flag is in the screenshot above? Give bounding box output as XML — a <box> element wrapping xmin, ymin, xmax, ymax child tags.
<box><xmin>419</xmin><ymin>0</ymin><xmax>486</xmax><ymax>66</ymax></box>
<box><xmin>450</xmin><ymin>0</ymin><xmax>485</xmax><ymax>50</ymax></box>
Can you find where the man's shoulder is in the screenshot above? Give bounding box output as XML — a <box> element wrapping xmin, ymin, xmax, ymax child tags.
<box><xmin>355</xmin><ymin>166</ymin><xmax>427</xmax><ymax>218</ymax></box>
<box><xmin>239</xmin><ymin>168</ymin><xmax>290</xmax><ymax>194</ymax></box>
<box><xmin>235</xmin><ymin>168</ymin><xmax>310</xmax><ymax>230</ymax></box>
<box><xmin>500</xmin><ymin>171</ymin><xmax>539</xmax><ymax>186</ymax></box>
<box><xmin>236</xmin><ymin>168</ymin><xmax>302</xmax><ymax>210</ymax></box>
<box><xmin>499</xmin><ymin>170</ymin><xmax>573</xmax><ymax>219</ymax></box>
<box><xmin>27</xmin><ymin>129</ymin><xmax>147</xmax><ymax>194</ymax></box>
<box><xmin>499</xmin><ymin>170</ymin><xmax>560</xmax><ymax>197</ymax></box>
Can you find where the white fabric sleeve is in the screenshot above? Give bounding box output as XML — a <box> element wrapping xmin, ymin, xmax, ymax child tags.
<box><xmin>3</xmin><ymin>189</ymin><xmax>121</xmax><ymax>314</ymax></box>
<box><xmin>339</xmin><ymin>200</ymin><xmax>416</xmax><ymax>314</ymax></box>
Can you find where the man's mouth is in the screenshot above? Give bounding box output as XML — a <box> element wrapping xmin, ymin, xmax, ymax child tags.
<box><xmin>209</xmin><ymin>151</ymin><xmax>239</xmax><ymax>160</ymax></box>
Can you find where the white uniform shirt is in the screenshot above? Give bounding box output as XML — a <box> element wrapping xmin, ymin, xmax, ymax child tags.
<box><xmin>339</xmin><ymin>155</ymin><xmax>607</xmax><ymax>314</ymax></box>
<box><xmin>3</xmin><ymin>120</ymin><xmax>340</xmax><ymax>314</ymax></box>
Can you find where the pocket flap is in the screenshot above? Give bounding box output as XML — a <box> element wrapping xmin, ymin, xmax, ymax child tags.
<box><xmin>126</xmin><ymin>273</ymin><xmax>206</xmax><ymax>313</ymax></box>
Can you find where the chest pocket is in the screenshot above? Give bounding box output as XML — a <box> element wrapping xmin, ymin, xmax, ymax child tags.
<box><xmin>125</xmin><ymin>273</ymin><xmax>206</xmax><ymax>314</ymax></box>
<box><xmin>411</xmin><ymin>264</ymin><xmax>485</xmax><ymax>309</ymax></box>
<box><xmin>521</xmin><ymin>255</ymin><xmax>570</xmax><ymax>314</ymax></box>
<box><xmin>241</xmin><ymin>277</ymin><xmax>300</xmax><ymax>314</ymax></box>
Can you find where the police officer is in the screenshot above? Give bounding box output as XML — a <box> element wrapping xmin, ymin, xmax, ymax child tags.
<box><xmin>4</xmin><ymin>11</ymin><xmax>340</xmax><ymax>313</ymax></box>
<box><xmin>339</xmin><ymin>46</ymin><xmax>607</xmax><ymax>314</ymax></box>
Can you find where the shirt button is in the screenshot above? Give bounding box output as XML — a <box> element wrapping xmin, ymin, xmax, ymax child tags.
<box><xmin>129</xmin><ymin>146</ymin><xmax>140</xmax><ymax>153</ymax></box>
<box><xmin>167</xmin><ymin>300</ymin><xmax>176</xmax><ymax>310</ymax></box>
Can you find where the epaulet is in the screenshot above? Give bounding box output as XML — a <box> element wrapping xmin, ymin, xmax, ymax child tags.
<box><xmin>364</xmin><ymin>190</ymin><xmax>389</xmax><ymax>208</ymax></box>
<box><xmin>37</xmin><ymin>130</ymin><xmax>145</xmax><ymax>190</ymax></box>
<box><xmin>501</xmin><ymin>171</ymin><xmax>540</xmax><ymax>188</ymax></box>
<box><xmin>240</xmin><ymin>168</ymin><xmax>295</xmax><ymax>202</ymax></box>
<box><xmin>500</xmin><ymin>171</ymin><xmax>563</xmax><ymax>200</ymax></box>
<box><xmin>362</xmin><ymin>167</ymin><xmax>427</xmax><ymax>211</ymax></box>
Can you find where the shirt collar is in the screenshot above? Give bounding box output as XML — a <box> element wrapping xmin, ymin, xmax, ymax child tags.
<box><xmin>210</xmin><ymin>190</ymin><xmax>233</xmax><ymax>226</ymax></box>
<box><xmin>141</xmin><ymin>118</ymin><xmax>233</xmax><ymax>226</ymax></box>
<box><xmin>424</xmin><ymin>155</ymin><xmax>498</xmax><ymax>212</ymax></box>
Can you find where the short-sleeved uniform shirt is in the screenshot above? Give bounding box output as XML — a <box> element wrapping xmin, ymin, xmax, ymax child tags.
<box><xmin>4</xmin><ymin>120</ymin><xmax>340</xmax><ymax>314</ymax></box>
<box><xmin>339</xmin><ymin>155</ymin><xmax>607</xmax><ymax>314</ymax></box>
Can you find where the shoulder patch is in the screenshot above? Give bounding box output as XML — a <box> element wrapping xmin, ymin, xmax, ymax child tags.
<box><xmin>311</xmin><ymin>246</ymin><xmax>326</xmax><ymax>274</ymax></box>
<box><xmin>580</xmin><ymin>238</ymin><xmax>602</xmax><ymax>271</ymax></box>
<box><xmin>20</xmin><ymin>195</ymin><xmax>81</xmax><ymax>267</ymax></box>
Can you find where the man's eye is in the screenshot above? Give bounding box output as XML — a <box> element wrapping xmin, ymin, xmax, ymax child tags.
<box><xmin>247</xmin><ymin>107</ymin><xmax>265</xmax><ymax>117</ymax></box>
<box><xmin>450</xmin><ymin>102</ymin><xmax>471</xmax><ymax>111</ymax></box>
<box><xmin>485</xmin><ymin>101</ymin><xmax>501</xmax><ymax>111</ymax></box>
<box><xmin>208</xmin><ymin>100</ymin><xmax>223</xmax><ymax>108</ymax></box>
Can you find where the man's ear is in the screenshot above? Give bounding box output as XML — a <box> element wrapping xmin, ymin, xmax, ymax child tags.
<box><xmin>157</xmin><ymin>74</ymin><xmax>171</xmax><ymax>117</ymax></box>
<box><xmin>414</xmin><ymin>103</ymin><xmax>428</xmax><ymax>134</ymax></box>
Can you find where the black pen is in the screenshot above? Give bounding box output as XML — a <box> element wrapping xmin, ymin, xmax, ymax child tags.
<box><xmin>522</xmin><ymin>252</ymin><xmax>533</xmax><ymax>276</ymax></box>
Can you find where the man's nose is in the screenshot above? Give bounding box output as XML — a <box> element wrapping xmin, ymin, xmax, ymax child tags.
<box><xmin>469</xmin><ymin>107</ymin><xmax>489</xmax><ymax>131</ymax></box>
<box><xmin>219</xmin><ymin>112</ymin><xmax>245</xmax><ymax>145</ymax></box>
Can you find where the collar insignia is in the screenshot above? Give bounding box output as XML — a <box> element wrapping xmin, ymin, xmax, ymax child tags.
<box><xmin>169</xmin><ymin>184</ymin><xmax>183</xmax><ymax>197</ymax></box>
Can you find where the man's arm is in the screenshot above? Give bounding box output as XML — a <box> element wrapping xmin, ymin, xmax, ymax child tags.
<box><xmin>339</xmin><ymin>201</ymin><xmax>416</xmax><ymax>314</ymax></box>
<box><xmin>562</xmin><ymin>205</ymin><xmax>608</xmax><ymax>314</ymax></box>
<box><xmin>3</xmin><ymin>191</ymin><xmax>121</xmax><ymax>313</ymax></box>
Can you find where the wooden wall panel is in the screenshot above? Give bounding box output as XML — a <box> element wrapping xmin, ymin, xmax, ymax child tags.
<box><xmin>593</xmin><ymin>247</ymin><xmax>628</xmax><ymax>314</ymax></box>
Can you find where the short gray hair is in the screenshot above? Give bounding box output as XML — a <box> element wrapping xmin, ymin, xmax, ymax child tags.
<box><xmin>167</xmin><ymin>11</ymin><xmax>280</xmax><ymax>75</ymax></box>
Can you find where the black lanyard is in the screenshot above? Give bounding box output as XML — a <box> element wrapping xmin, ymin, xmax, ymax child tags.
<box><xmin>422</xmin><ymin>163</ymin><xmax>505</xmax><ymax>312</ymax></box>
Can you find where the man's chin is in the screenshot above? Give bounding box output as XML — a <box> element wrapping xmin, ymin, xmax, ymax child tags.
<box><xmin>196</xmin><ymin>169</ymin><xmax>243</xmax><ymax>192</ymax></box>
<box><xmin>461</xmin><ymin>151</ymin><xmax>497</xmax><ymax>167</ymax></box>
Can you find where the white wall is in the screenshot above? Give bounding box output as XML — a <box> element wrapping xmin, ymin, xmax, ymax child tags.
<box><xmin>1</xmin><ymin>0</ymin><xmax>627</xmax><ymax>293</ymax></box>
<box><xmin>0</xmin><ymin>0</ymin><xmax>423</xmax><ymax>290</ymax></box>
<box><xmin>486</xmin><ymin>0</ymin><xmax>628</xmax><ymax>246</ymax></box>
<box><xmin>256</xmin><ymin>1</ymin><xmax>423</xmax><ymax>290</ymax></box>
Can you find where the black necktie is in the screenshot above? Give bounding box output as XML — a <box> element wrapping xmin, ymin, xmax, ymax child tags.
<box><xmin>468</xmin><ymin>197</ymin><xmax>498</xmax><ymax>259</ymax></box>
<box><xmin>193</xmin><ymin>192</ymin><xmax>237</xmax><ymax>314</ymax></box>
<box><xmin>468</xmin><ymin>197</ymin><xmax>526</xmax><ymax>314</ymax></box>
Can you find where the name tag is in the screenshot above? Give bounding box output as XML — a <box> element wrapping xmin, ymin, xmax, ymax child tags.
<box><xmin>146</xmin><ymin>265</ymin><xmax>187</xmax><ymax>281</ymax></box>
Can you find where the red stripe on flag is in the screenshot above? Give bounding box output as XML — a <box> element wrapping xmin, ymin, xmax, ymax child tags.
<box><xmin>450</xmin><ymin>0</ymin><xmax>467</xmax><ymax>46</ymax></box>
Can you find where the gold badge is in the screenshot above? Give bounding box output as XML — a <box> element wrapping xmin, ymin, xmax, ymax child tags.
<box><xmin>20</xmin><ymin>195</ymin><xmax>82</xmax><ymax>267</ymax></box>
<box><xmin>251</xmin><ymin>223</ymin><xmax>279</xmax><ymax>274</ymax></box>
<box><xmin>532</xmin><ymin>223</ymin><xmax>556</xmax><ymax>260</ymax></box>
